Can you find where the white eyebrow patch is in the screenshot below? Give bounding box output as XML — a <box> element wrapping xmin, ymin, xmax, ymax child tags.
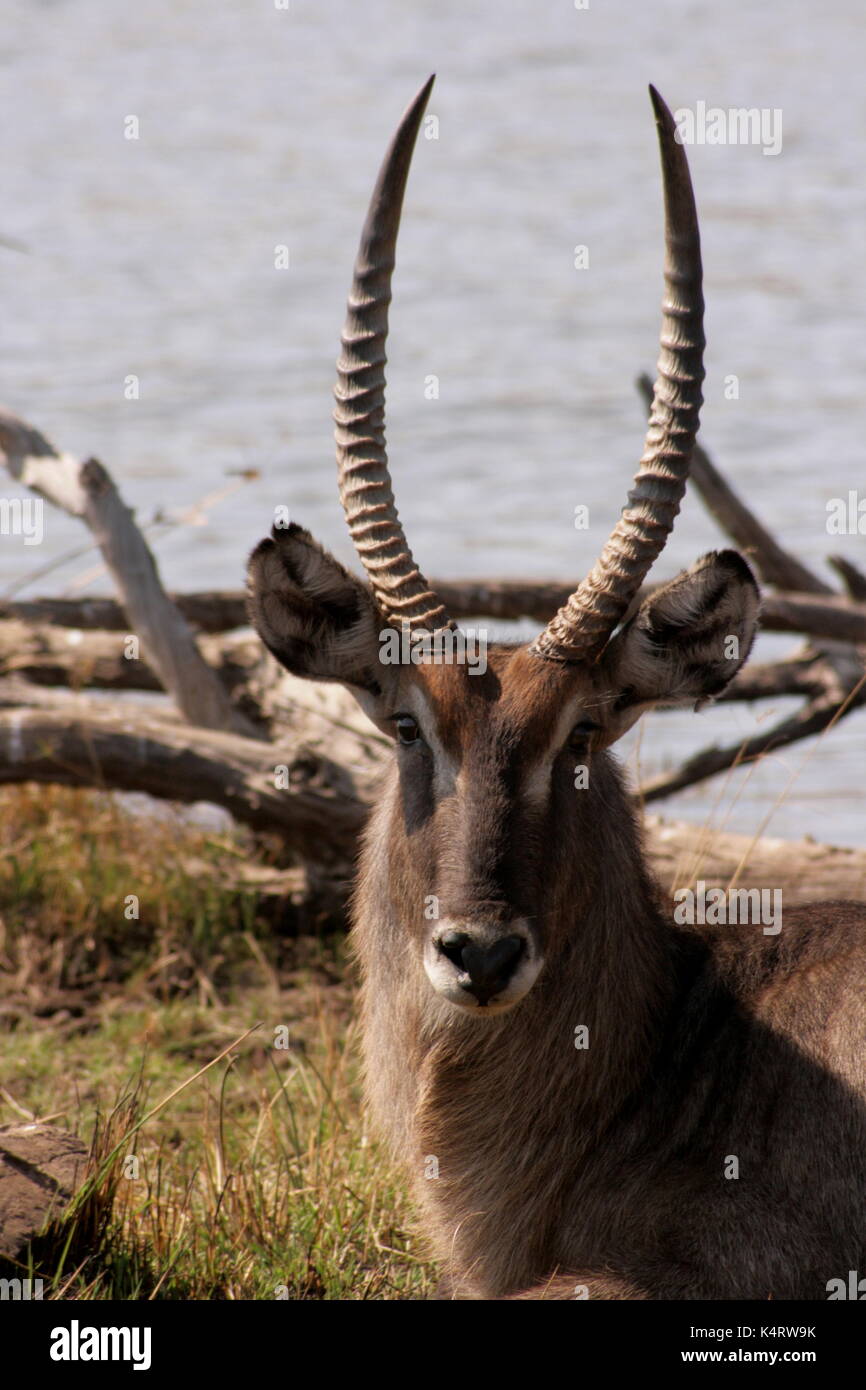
<box><xmin>522</xmin><ymin>757</ymin><xmax>555</xmax><ymax>805</ymax></box>
<box><xmin>519</xmin><ymin>695</ymin><xmax>597</xmax><ymax>805</ymax></box>
<box><xmin>402</xmin><ymin>681</ymin><xmax>598</xmax><ymax>807</ymax></box>
<box><xmin>403</xmin><ymin>681</ymin><xmax>460</xmax><ymax>798</ymax></box>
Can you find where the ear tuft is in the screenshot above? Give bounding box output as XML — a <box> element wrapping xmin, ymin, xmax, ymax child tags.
<box><xmin>246</xmin><ymin>524</ymin><xmax>385</xmax><ymax>692</ymax></box>
<box><xmin>602</xmin><ymin>549</ymin><xmax>760</xmax><ymax>726</ymax></box>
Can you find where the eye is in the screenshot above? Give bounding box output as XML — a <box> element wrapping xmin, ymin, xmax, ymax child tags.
<box><xmin>568</xmin><ymin>718</ymin><xmax>600</xmax><ymax>748</ymax></box>
<box><xmin>394</xmin><ymin>714</ymin><xmax>421</xmax><ymax>746</ymax></box>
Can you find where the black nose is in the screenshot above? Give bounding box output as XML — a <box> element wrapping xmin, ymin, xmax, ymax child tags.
<box><xmin>437</xmin><ymin>931</ymin><xmax>525</xmax><ymax>1005</ymax></box>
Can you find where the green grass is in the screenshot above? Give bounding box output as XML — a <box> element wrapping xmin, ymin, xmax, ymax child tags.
<box><xmin>0</xmin><ymin>786</ymin><xmax>434</xmax><ymax>1300</ymax></box>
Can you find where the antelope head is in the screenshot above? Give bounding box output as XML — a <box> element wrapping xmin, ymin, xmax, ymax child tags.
<box><xmin>247</xmin><ymin>78</ymin><xmax>760</xmax><ymax>1017</ymax></box>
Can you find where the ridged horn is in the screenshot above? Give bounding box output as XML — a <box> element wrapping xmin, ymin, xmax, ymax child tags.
<box><xmin>531</xmin><ymin>85</ymin><xmax>705</xmax><ymax>663</ymax></box>
<box><xmin>334</xmin><ymin>76</ymin><xmax>454</xmax><ymax>632</ymax></box>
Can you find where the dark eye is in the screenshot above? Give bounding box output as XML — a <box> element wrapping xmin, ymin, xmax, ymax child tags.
<box><xmin>568</xmin><ymin>718</ymin><xmax>600</xmax><ymax>748</ymax></box>
<box><xmin>394</xmin><ymin>714</ymin><xmax>421</xmax><ymax>746</ymax></box>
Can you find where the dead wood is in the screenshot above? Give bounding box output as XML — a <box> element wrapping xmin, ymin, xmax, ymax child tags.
<box><xmin>0</xmin><ymin>408</ymin><xmax>259</xmax><ymax>736</ymax></box>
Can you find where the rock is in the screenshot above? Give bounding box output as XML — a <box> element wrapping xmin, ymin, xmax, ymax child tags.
<box><xmin>0</xmin><ymin>1123</ymin><xmax>89</xmax><ymax>1259</ymax></box>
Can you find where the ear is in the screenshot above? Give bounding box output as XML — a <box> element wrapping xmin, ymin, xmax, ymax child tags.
<box><xmin>246</xmin><ymin>523</ymin><xmax>388</xmax><ymax>698</ymax></box>
<box><xmin>596</xmin><ymin>550</ymin><xmax>760</xmax><ymax>744</ymax></box>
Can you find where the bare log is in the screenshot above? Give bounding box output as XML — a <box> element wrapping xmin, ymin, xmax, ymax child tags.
<box><xmin>0</xmin><ymin>620</ymin><xmax>265</xmax><ymax>703</ymax></box>
<box><xmin>0</xmin><ymin>580</ymin><xmax>572</xmax><ymax>632</ymax></box>
<box><xmin>0</xmin><ymin>620</ymin><xmax>163</xmax><ymax>692</ymax></box>
<box><xmin>828</xmin><ymin>555</ymin><xmax>866</xmax><ymax>602</ymax></box>
<box><xmin>646</xmin><ymin>816</ymin><xmax>866</xmax><ymax>905</ymax></box>
<box><xmin>436</xmin><ymin>580</ymin><xmax>866</xmax><ymax>646</ymax></box>
<box><xmin>1</xmin><ymin>617</ymin><xmax>835</xmax><ymax>711</ymax></box>
<box><xmin>0</xmin><ymin>408</ymin><xmax>259</xmax><ymax>736</ymax></box>
<box><xmin>719</xmin><ymin>654</ymin><xmax>834</xmax><ymax>702</ymax></box>
<box><xmin>760</xmin><ymin>592</ymin><xmax>866</xmax><ymax>646</ymax></box>
<box><xmin>0</xmin><ymin>591</ymin><xmax>249</xmax><ymax>634</ymax></box>
<box><xmin>0</xmin><ymin>623</ymin><xmax>392</xmax><ymax>759</ymax></box>
<box><xmin>8</xmin><ymin>581</ymin><xmax>866</xmax><ymax>648</ymax></box>
<box><xmin>1</xmin><ymin>663</ymin><xmax>863</xmax><ymax>885</ymax></box>
<box><xmin>0</xmin><ymin>699</ymin><xmax>367</xmax><ymax>863</ymax></box>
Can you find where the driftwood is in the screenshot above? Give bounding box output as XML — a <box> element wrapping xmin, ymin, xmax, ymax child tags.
<box><xmin>649</xmin><ymin>817</ymin><xmax>866</xmax><ymax>905</ymax></box>
<box><xmin>630</xmin><ymin>373</ymin><xmax>866</xmax><ymax>795</ymax></box>
<box><xmin>0</xmin><ymin>394</ymin><xmax>862</xmax><ymax>852</ymax></box>
<box><xmin>5</xmin><ymin>621</ymin><xmax>852</xmax><ymax>709</ymax></box>
<box><xmin>0</xmin><ymin>688</ymin><xmax>367</xmax><ymax>864</ymax></box>
<box><xmin>0</xmin><ymin>409</ymin><xmax>258</xmax><ymax>737</ymax></box>
<box><xmin>0</xmin><ymin>620</ymin><xmax>267</xmax><ymax>726</ymax></box>
<box><xmin>2</xmin><ymin>584</ymin><xmax>862</xmax><ymax>802</ymax></box>
<box><xmin>641</xmin><ymin>686</ymin><xmax>864</xmax><ymax>802</ymax></box>
<box><xmin>2</xmin><ymin>672</ymin><xmax>861</xmax><ymax>904</ymax></box>
<box><xmin>0</xmin><ymin>591</ymin><xmax>249</xmax><ymax>634</ymax></box>
<box><xmin>7</xmin><ymin>583</ymin><xmax>866</xmax><ymax>646</ymax></box>
<box><xmin>828</xmin><ymin>554</ymin><xmax>866</xmax><ymax>601</ymax></box>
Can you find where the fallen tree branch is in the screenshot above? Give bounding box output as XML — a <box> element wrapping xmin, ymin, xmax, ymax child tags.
<box><xmin>758</xmin><ymin>592</ymin><xmax>866</xmax><ymax>646</ymax></box>
<box><xmin>1</xmin><ymin>617</ymin><xmax>838</xmax><ymax>711</ymax></box>
<box><xmin>0</xmin><ymin>591</ymin><xmax>250</xmax><ymax>634</ymax></box>
<box><xmin>1</xmin><ymin>657</ymin><xmax>862</xmax><ymax>862</ymax></box>
<box><xmin>436</xmin><ymin>581</ymin><xmax>866</xmax><ymax>645</ymax></box>
<box><xmin>719</xmin><ymin>654</ymin><xmax>834</xmax><ymax>703</ymax></box>
<box><xmin>828</xmin><ymin>554</ymin><xmax>866</xmax><ymax>602</ymax></box>
<box><xmin>647</xmin><ymin>816</ymin><xmax>866</xmax><ymax>905</ymax></box>
<box><xmin>0</xmin><ymin>700</ymin><xmax>366</xmax><ymax>863</ymax></box>
<box><xmin>8</xmin><ymin>581</ymin><xmax>866</xmax><ymax>647</ymax></box>
<box><xmin>639</xmin><ymin>675</ymin><xmax>866</xmax><ymax>802</ymax></box>
<box><xmin>0</xmin><ymin>408</ymin><xmax>259</xmax><ymax>736</ymax></box>
<box><xmin>0</xmin><ymin>621</ymin><xmax>162</xmax><ymax>692</ymax></box>
<box><xmin>0</xmin><ymin>620</ymin><xmax>264</xmax><ymax>703</ymax></box>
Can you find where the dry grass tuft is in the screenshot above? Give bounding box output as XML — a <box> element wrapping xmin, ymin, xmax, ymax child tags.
<box><xmin>0</xmin><ymin>786</ymin><xmax>434</xmax><ymax>1300</ymax></box>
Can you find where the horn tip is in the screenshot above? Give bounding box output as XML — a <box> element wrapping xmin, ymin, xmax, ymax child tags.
<box><xmin>648</xmin><ymin>84</ymin><xmax>674</xmax><ymax>130</ymax></box>
<box><xmin>399</xmin><ymin>75</ymin><xmax>435</xmax><ymax>130</ymax></box>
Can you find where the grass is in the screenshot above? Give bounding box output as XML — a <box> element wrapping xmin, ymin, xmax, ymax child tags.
<box><xmin>0</xmin><ymin>785</ymin><xmax>435</xmax><ymax>1300</ymax></box>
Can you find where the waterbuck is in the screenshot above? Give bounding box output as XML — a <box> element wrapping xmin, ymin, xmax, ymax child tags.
<box><xmin>247</xmin><ymin>79</ymin><xmax>866</xmax><ymax>1299</ymax></box>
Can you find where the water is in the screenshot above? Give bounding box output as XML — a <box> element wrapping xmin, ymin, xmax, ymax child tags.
<box><xmin>1</xmin><ymin>0</ymin><xmax>864</xmax><ymax>845</ymax></box>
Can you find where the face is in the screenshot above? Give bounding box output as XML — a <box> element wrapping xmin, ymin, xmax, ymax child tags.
<box><xmin>368</xmin><ymin>646</ymin><xmax>612</xmax><ymax>1016</ymax></box>
<box><xmin>247</xmin><ymin>526</ymin><xmax>761</xmax><ymax>1020</ymax></box>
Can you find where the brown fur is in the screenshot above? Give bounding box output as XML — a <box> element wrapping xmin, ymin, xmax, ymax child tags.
<box><xmin>248</xmin><ymin>528</ymin><xmax>866</xmax><ymax>1299</ymax></box>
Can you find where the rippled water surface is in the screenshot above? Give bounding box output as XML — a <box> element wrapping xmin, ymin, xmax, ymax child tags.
<box><xmin>1</xmin><ymin>0</ymin><xmax>864</xmax><ymax>843</ymax></box>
